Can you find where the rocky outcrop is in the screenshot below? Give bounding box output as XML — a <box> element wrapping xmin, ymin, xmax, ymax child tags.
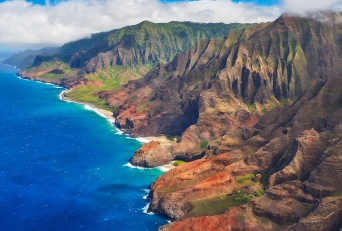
<box><xmin>152</xmin><ymin>120</ymin><xmax>342</xmax><ymax>229</ymax></box>
<box><xmin>268</xmin><ymin>129</ymin><xmax>326</xmax><ymax>186</ymax></box>
<box><xmin>130</xmin><ymin>141</ymin><xmax>173</xmax><ymax>167</ymax></box>
<box><xmin>289</xmin><ymin>196</ymin><xmax>342</xmax><ymax>231</ymax></box>
<box><xmin>14</xmin><ymin>12</ymin><xmax>342</xmax><ymax>231</ymax></box>
<box><xmin>140</xmin><ymin>13</ymin><xmax>342</xmax><ymax>230</ymax></box>
<box><xmin>109</xmin><ymin>13</ymin><xmax>342</xmax><ymax>168</ymax></box>
<box><xmin>149</xmin><ymin>155</ymin><xmax>260</xmax><ymax>219</ymax></box>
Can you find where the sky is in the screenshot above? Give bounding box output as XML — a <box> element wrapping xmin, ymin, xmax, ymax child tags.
<box><xmin>0</xmin><ymin>0</ymin><xmax>341</xmax><ymax>51</ymax></box>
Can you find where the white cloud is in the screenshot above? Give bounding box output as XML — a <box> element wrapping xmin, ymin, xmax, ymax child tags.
<box><xmin>0</xmin><ymin>0</ymin><xmax>282</xmax><ymax>48</ymax></box>
<box><xmin>1</xmin><ymin>0</ymin><xmax>341</xmax><ymax>49</ymax></box>
<box><xmin>281</xmin><ymin>0</ymin><xmax>342</xmax><ymax>15</ymax></box>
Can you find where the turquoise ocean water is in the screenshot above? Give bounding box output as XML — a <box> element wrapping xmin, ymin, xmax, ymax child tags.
<box><xmin>0</xmin><ymin>64</ymin><xmax>167</xmax><ymax>230</ymax></box>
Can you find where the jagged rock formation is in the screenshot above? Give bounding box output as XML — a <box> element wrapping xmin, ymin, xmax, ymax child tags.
<box><xmin>73</xmin><ymin>21</ymin><xmax>250</xmax><ymax>71</ymax></box>
<box><xmin>17</xmin><ymin>21</ymin><xmax>249</xmax><ymax>80</ymax></box>
<box><xmin>12</xmin><ymin>11</ymin><xmax>342</xmax><ymax>230</ymax></box>
<box><xmin>153</xmin><ymin>64</ymin><xmax>342</xmax><ymax>230</ymax></box>
<box><xmin>111</xmin><ymin>12</ymin><xmax>342</xmax><ymax>169</ymax></box>
<box><xmin>101</xmin><ymin>12</ymin><xmax>342</xmax><ymax>230</ymax></box>
<box><xmin>17</xmin><ymin>21</ymin><xmax>250</xmax><ymax>109</ymax></box>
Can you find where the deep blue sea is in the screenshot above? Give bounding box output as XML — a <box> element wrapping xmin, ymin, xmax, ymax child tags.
<box><xmin>0</xmin><ymin>64</ymin><xmax>167</xmax><ymax>230</ymax></box>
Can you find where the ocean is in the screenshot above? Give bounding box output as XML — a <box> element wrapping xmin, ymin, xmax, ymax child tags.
<box><xmin>0</xmin><ymin>64</ymin><xmax>167</xmax><ymax>230</ymax></box>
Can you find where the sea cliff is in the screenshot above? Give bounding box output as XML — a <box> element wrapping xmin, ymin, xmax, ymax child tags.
<box><xmin>14</xmin><ymin>13</ymin><xmax>342</xmax><ymax>230</ymax></box>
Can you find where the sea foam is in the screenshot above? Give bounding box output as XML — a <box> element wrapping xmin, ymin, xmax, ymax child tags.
<box><xmin>135</xmin><ymin>137</ymin><xmax>151</xmax><ymax>143</ymax></box>
<box><xmin>157</xmin><ymin>166</ymin><xmax>171</xmax><ymax>172</ymax></box>
<box><xmin>122</xmin><ymin>162</ymin><xmax>149</xmax><ymax>170</ymax></box>
<box><xmin>142</xmin><ymin>203</ymin><xmax>154</xmax><ymax>215</ymax></box>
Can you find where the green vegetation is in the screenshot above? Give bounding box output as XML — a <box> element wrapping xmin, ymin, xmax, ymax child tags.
<box><xmin>186</xmin><ymin>194</ymin><xmax>244</xmax><ymax>217</ymax></box>
<box><xmin>3</xmin><ymin>47</ymin><xmax>58</xmax><ymax>68</ymax></box>
<box><xmin>237</xmin><ymin>174</ymin><xmax>256</xmax><ymax>184</ymax></box>
<box><xmin>185</xmin><ymin>189</ymin><xmax>265</xmax><ymax>217</ymax></box>
<box><xmin>247</xmin><ymin>103</ymin><xmax>256</xmax><ymax>114</ymax></box>
<box><xmin>64</xmin><ymin>65</ymin><xmax>151</xmax><ymax>110</ymax></box>
<box><xmin>166</xmin><ymin>135</ymin><xmax>177</xmax><ymax>141</ymax></box>
<box><xmin>64</xmin><ymin>88</ymin><xmax>112</xmax><ymax>111</ymax></box>
<box><xmin>234</xmin><ymin>190</ymin><xmax>265</xmax><ymax>203</ymax></box>
<box><xmin>136</xmin><ymin>102</ymin><xmax>148</xmax><ymax>113</ymax></box>
<box><xmin>17</xmin><ymin>21</ymin><xmax>253</xmax><ymax>113</ymax></box>
<box><xmin>106</xmin><ymin>21</ymin><xmax>252</xmax><ymax>63</ymax></box>
<box><xmin>200</xmin><ymin>141</ymin><xmax>208</xmax><ymax>149</ymax></box>
<box><xmin>173</xmin><ymin>160</ymin><xmax>186</xmax><ymax>166</ymax></box>
<box><xmin>24</xmin><ymin>60</ymin><xmax>73</xmax><ymax>83</ymax></box>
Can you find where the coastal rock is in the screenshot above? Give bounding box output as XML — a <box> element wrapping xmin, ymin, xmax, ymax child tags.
<box><xmin>130</xmin><ymin>141</ymin><xmax>173</xmax><ymax>168</ymax></box>
<box><xmin>15</xmin><ymin>12</ymin><xmax>342</xmax><ymax>231</ymax></box>
<box><xmin>110</xmin><ymin>13</ymin><xmax>342</xmax><ymax>168</ymax></box>
<box><xmin>149</xmin><ymin>153</ymin><xmax>260</xmax><ymax>219</ymax></box>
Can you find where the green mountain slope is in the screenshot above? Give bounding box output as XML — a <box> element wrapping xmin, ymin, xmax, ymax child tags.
<box><xmin>14</xmin><ymin>12</ymin><xmax>342</xmax><ymax>231</ymax></box>
<box><xmin>105</xmin><ymin>12</ymin><xmax>342</xmax><ymax>231</ymax></box>
<box><xmin>3</xmin><ymin>47</ymin><xmax>58</xmax><ymax>68</ymax></box>
<box><xmin>19</xmin><ymin>21</ymin><xmax>252</xmax><ymax>109</ymax></box>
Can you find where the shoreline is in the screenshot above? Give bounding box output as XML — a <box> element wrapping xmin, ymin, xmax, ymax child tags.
<box><xmin>60</xmin><ymin>90</ymin><xmax>175</xmax><ymax>172</ymax></box>
<box><xmin>60</xmin><ymin>89</ymin><xmax>116</xmax><ymax>123</ymax></box>
<box><xmin>18</xmin><ymin>75</ymin><xmax>176</xmax><ymax>172</ymax></box>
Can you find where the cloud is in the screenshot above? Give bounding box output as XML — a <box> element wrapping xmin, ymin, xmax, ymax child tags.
<box><xmin>281</xmin><ymin>0</ymin><xmax>342</xmax><ymax>15</ymax></box>
<box><xmin>0</xmin><ymin>0</ymin><xmax>281</xmax><ymax>48</ymax></box>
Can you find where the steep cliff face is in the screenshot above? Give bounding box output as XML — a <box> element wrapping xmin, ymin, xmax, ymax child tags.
<box><xmin>18</xmin><ymin>21</ymin><xmax>250</xmax><ymax>110</ymax></box>
<box><xmin>14</xmin><ymin>12</ymin><xmax>342</xmax><ymax>230</ymax></box>
<box><xmin>153</xmin><ymin>70</ymin><xmax>342</xmax><ymax>230</ymax></box>
<box><xmin>69</xmin><ymin>21</ymin><xmax>250</xmax><ymax>71</ymax></box>
<box><xmin>145</xmin><ymin>13</ymin><xmax>342</xmax><ymax>230</ymax></box>
<box><xmin>111</xmin><ymin>13</ymin><xmax>342</xmax><ymax>168</ymax></box>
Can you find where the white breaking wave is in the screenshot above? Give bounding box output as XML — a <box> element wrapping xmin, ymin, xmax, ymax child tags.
<box><xmin>83</xmin><ymin>104</ymin><xmax>109</xmax><ymax>120</ymax></box>
<box><xmin>114</xmin><ymin>129</ymin><xmax>124</xmax><ymax>135</ymax></box>
<box><xmin>142</xmin><ymin>203</ymin><xmax>154</xmax><ymax>215</ymax></box>
<box><xmin>135</xmin><ymin>137</ymin><xmax>151</xmax><ymax>143</ymax></box>
<box><xmin>122</xmin><ymin>162</ymin><xmax>149</xmax><ymax>170</ymax></box>
<box><xmin>58</xmin><ymin>91</ymin><xmax>68</xmax><ymax>101</ymax></box>
<box><xmin>156</xmin><ymin>166</ymin><xmax>171</xmax><ymax>172</ymax></box>
<box><xmin>17</xmin><ymin>76</ymin><xmax>30</xmax><ymax>81</ymax></box>
<box><xmin>123</xmin><ymin>162</ymin><xmax>171</xmax><ymax>173</ymax></box>
<box><xmin>42</xmin><ymin>82</ymin><xmax>54</xmax><ymax>86</ymax></box>
<box><xmin>143</xmin><ymin>189</ymin><xmax>150</xmax><ymax>199</ymax></box>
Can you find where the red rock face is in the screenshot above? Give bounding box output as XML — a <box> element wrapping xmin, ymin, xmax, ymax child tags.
<box><xmin>142</xmin><ymin>13</ymin><xmax>342</xmax><ymax>231</ymax></box>
<box><xmin>159</xmin><ymin>206</ymin><xmax>279</xmax><ymax>231</ymax></box>
<box><xmin>18</xmin><ymin>12</ymin><xmax>342</xmax><ymax>231</ymax></box>
<box><xmin>131</xmin><ymin>141</ymin><xmax>173</xmax><ymax>167</ymax></box>
<box><xmin>110</xmin><ymin>13</ymin><xmax>342</xmax><ymax>170</ymax></box>
<box><xmin>152</xmin><ymin>122</ymin><xmax>342</xmax><ymax>230</ymax></box>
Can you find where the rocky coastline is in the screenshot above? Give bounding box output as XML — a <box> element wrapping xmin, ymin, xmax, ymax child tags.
<box><xmin>13</xmin><ymin>13</ymin><xmax>342</xmax><ymax>230</ymax></box>
<box><xmin>18</xmin><ymin>70</ymin><xmax>177</xmax><ymax>173</ymax></box>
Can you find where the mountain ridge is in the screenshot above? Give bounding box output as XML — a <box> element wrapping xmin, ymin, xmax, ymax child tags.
<box><xmin>11</xmin><ymin>12</ymin><xmax>342</xmax><ymax>230</ymax></box>
<box><xmin>16</xmin><ymin>21</ymin><xmax>251</xmax><ymax>109</ymax></box>
<box><xmin>107</xmin><ymin>12</ymin><xmax>342</xmax><ymax>230</ymax></box>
